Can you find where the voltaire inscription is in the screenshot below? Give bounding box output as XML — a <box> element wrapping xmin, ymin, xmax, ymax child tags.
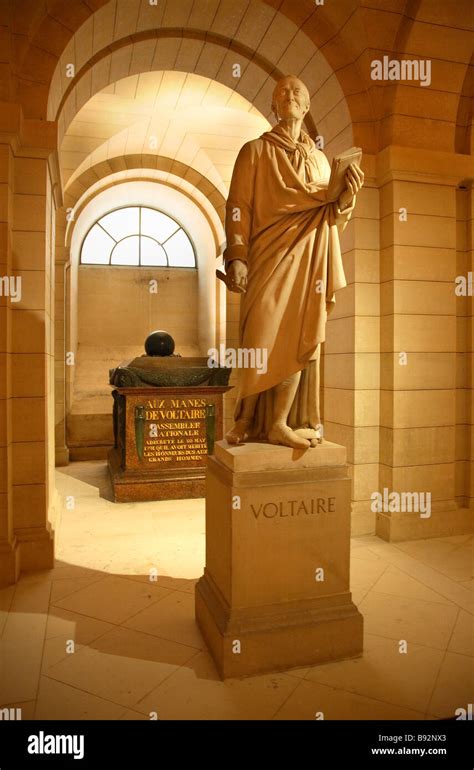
<box><xmin>251</xmin><ymin>498</ymin><xmax>336</xmax><ymax>518</ymax></box>
<box><xmin>138</xmin><ymin>397</ymin><xmax>209</xmax><ymax>464</ymax></box>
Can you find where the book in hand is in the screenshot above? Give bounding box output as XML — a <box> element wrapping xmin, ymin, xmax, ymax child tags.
<box><xmin>326</xmin><ymin>146</ymin><xmax>362</xmax><ymax>202</ymax></box>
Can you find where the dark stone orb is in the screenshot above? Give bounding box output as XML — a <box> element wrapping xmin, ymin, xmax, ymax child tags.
<box><xmin>144</xmin><ymin>330</ymin><xmax>175</xmax><ymax>357</ymax></box>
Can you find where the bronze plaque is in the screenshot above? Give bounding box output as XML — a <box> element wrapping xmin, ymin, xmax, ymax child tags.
<box><xmin>125</xmin><ymin>393</ymin><xmax>211</xmax><ymax>470</ymax></box>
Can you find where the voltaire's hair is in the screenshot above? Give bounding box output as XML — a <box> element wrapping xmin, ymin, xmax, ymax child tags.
<box><xmin>271</xmin><ymin>76</ymin><xmax>310</xmax><ymax>121</ymax></box>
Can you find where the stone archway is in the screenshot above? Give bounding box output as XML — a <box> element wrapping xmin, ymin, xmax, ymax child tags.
<box><xmin>64</xmin><ymin>157</ymin><xmax>227</xmax><ymax>241</ymax></box>
<box><xmin>45</xmin><ymin>0</ymin><xmax>357</xmax><ymax>159</ymax></box>
<box><xmin>54</xmin><ymin>158</ymin><xmax>228</xmax><ymax>466</ymax></box>
<box><xmin>3</xmin><ymin>0</ymin><xmax>472</xmax><ymax>587</ymax></box>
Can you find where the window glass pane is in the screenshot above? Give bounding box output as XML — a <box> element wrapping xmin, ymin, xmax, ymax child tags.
<box><xmin>100</xmin><ymin>207</ymin><xmax>139</xmax><ymax>241</ymax></box>
<box><xmin>140</xmin><ymin>237</ymin><xmax>167</xmax><ymax>266</ymax></box>
<box><xmin>81</xmin><ymin>206</ymin><xmax>196</xmax><ymax>269</ymax></box>
<box><xmin>110</xmin><ymin>235</ymin><xmax>140</xmax><ymax>265</ymax></box>
<box><xmin>81</xmin><ymin>224</ymin><xmax>115</xmax><ymax>264</ymax></box>
<box><xmin>164</xmin><ymin>229</ymin><xmax>195</xmax><ymax>267</ymax></box>
<box><xmin>141</xmin><ymin>208</ymin><xmax>179</xmax><ymax>243</ymax></box>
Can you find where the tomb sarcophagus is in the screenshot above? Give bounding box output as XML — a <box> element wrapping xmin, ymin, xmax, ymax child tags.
<box><xmin>108</xmin><ymin>335</ymin><xmax>231</xmax><ymax>502</ymax></box>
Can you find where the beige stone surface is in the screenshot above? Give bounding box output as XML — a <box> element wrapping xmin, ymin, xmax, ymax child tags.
<box><xmin>380</xmin><ymin>180</ymin><xmax>456</xmax><ymax>218</ymax></box>
<box><xmin>214</xmin><ymin>438</ymin><xmax>347</xmax><ymax>472</ymax></box>
<box><xmin>381</xmin><ymin>280</ymin><xmax>456</xmax><ymax>316</ymax></box>
<box><xmin>380</xmin><ymin>426</ymin><xmax>455</xmax><ymax>467</ymax></box>
<box><xmin>428</xmin><ymin>652</ymin><xmax>474</xmax><ymax>718</ymax></box>
<box><xmin>381</xmin><ymin>315</ymin><xmax>456</xmax><ymax>353</ymax></box>
<box><xmin>324</xmin><ymin>388</ymin><xmax>379</xmax><ymax>427</ymax></box>
<box><xmin>327</xmin><ymin>316</ymin><xmax>379</xmax><ymax>353</ymax></box>
<box><xmin>325</xmin><ymin>423</ymin><xmax>380</xmax><ymax>465</ymax></box>
<box><xmin>380</xmin><ymin>390</ymin><xmax>455</xmax><ymax>429</ymax></box>
<box><xmin>273</xmin><ymin>677</ymin><xmax>426</xmax><ymax>721</ymax></box>
<box><xmin>380</xmin><ymin>246</ymin><xmax>456</xmax><ymax>282</ymax></box>
<box><xmin>380</xmin><ymin>352</ymin><xmax>457</xmax><ymax>390</ymax></box>
<box><xmin>0</xmin><ymin>462</ymin><xmax>470</xmax><ymax>719</ymax></box>
<box><xmin>350</xmin><ymin>463</ymin><xmax>379</xmax><ymax>501</ymax></box>
<box><xmin>324</xmin><ymin>352</ymin><xmax>380</xmax><ymax>390</ymax></box>
<box><xmin>359</xmin><ymin>590</ymin><xmax>458</xmax><ymax>650</ymax></box>
<box><xmin>303</xmin><ymin>632</ymin><xmax>444</xmax><ymax>714</ymax></box>
<box><xmin>448</xmin><ymin>609</ymin><xmax>474</xmax><ymax>657</ymax></box>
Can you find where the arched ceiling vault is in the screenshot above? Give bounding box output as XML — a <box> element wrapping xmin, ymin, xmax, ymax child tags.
<box><xmin>60</xmin><ymin>71</ymin><xmax>271</xmax><ymax>192</ymax></box>
<box><xmin>8</xmin><ymin>0</ymin><xmax>470</xmax><ymax>156</ymax></box>
<box><xmin>43</xmin><ymin>1</ymin><xmax>356</xmax><ymax>155</ymax></box>
<box><xmin>8</xmin><ymin>0</ymin><xmax>470</xmax><ymax>199</ymax></box>
<box><xmin>58</xmin><ymin>70</ymin><xmax>271</xmax><ymax>230</ymax></box>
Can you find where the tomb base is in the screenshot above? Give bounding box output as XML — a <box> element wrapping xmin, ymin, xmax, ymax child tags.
<box><xmin>107</xmin><ymin>385</ymin><xmax>229</xmax><ymax>502</ymax></box>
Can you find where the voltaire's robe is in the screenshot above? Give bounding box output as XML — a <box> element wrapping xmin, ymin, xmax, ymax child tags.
<box><xmin>223</xmin><ymin>124</ymin><xmax>355</xmax><ymax>437</ymax></box>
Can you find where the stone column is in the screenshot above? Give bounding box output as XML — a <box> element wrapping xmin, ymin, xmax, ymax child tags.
<box><xmin>54</xmin><ymin>208</ymin><xmax>69</xmax><ymax>467</ymax></box>
<box><xmin>0</xmin><ymin>132</ymin><xmax>18</xmax><ymax>583</ymax></box>
<box><xmin>465</xmin><ymin>182</ymin><xmax>474</xmax><ymax>509</ymax></box>
<box><xmin>376</xmin><ymin>147</ymin><xmax>473</xmax><ymax>540</ymax></box>
<box><xmin>324</xmin><ymin>155</ymin><xmax>381</xmax><ymax>536</ymax></box>
<box><xmin>455</xmin><ymin>184</ymin><xmax>470</xmax><ymax>509</ymax></box>
<box><xmin>0</xmin><ymin>102</ymin><xmax>57</xmax><ymax>583</ymax></box>
<box><xmin>223</xmin><ymin>288</ymin><xmax>240</xmax><ymax>435</ymax></box>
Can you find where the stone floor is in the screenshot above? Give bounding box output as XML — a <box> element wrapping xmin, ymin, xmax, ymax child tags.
<box><xmin>0</xmin><ymin>461</ymin><xmax>472</xmax><ymax>720</ymax></box>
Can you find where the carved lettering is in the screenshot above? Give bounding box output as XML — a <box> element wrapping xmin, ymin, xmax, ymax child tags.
<box><xmin>130</xmin><ymin>396</ymin><xmax>212</xmax><ymax>467</ymax></box>
<box><xmin>249</xmin><ymin>498</ymin><xmax>336</xmax><ymax>519</ymax></box>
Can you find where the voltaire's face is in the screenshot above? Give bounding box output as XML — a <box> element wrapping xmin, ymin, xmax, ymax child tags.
<box><xmin>273</xmin><ymin>77</ymin><xmax>310</xmax><ymax>120</ymax></box>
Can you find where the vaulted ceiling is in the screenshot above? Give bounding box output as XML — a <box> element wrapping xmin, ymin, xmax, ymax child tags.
<box><xmin>60</xmin><ymin>70</ymin><xmax>270</xmax><ymax>199</ymax></box>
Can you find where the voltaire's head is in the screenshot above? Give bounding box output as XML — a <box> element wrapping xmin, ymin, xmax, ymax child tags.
<box><xmin>271</xmin><ymin>76</ymin><xmax>310</xmax><ymax>122</ymax></box>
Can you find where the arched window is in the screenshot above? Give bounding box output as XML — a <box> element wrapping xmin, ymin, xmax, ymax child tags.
<box><xmin>80</xmin><ymin>206</ymin><xmax>196</xmax><ymax>268</ymax></box>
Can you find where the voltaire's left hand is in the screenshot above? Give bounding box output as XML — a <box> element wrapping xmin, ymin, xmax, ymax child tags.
<box><xmin>226</xmin><ymin>259</ymin><xmax>248</xmax><ymax>293</ymax></box>
<box><xmin>338</xmin><ymin>162</ymin><xmax>364</xmax><ymax>210</ymax></box>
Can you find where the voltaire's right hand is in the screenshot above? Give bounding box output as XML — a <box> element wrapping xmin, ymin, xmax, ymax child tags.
<box><xmin>226</xmin><ymin>259</ymin><xmax>248</xmax><ymax>293</ymax></box>
<box><xmin>338</xmin><ymin>162</ymin><xmax>364</xmax><ymax>210</ymax></box>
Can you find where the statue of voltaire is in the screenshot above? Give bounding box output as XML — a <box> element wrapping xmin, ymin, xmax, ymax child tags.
<box><xmin>223</xmin><ymin>75</ymin><xmax>364</xmax><ymax>450</ymax></box>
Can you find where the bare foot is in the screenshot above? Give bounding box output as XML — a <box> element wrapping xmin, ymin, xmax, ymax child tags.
<box><xmin>268</xmin><ymin>423</ymin><xmax>310</xmax><ymax>449</ymax></box>
<box><xmin>294</xmin><ymin>428</ymin><xmax>318</xmax><ymax>439</ymax></box>
<box><xmin>294</xmin><ymin>427</ymin><xmax>323</xmax><ymax>447</ymax></box>
<box><xmin>226</xmin><ymin>419</ymin><xmax>251</xmax><ymax>445</ymax></box>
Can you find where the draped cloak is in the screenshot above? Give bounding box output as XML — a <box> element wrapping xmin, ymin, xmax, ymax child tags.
<box><xmin>223</xmin><ymin>124</ymin><xmax>355</xmax><ymax>437</ymax></box>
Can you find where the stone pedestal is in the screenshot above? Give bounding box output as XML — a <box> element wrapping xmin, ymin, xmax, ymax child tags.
<box><xmin>195</xmin><ymin>439</ymin><xmax>363</xmax><ymax>678</ymax></box>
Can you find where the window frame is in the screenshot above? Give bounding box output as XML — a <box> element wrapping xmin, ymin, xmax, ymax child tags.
<box><xmin>79</xmin><ymin>205</ymin><xmax>197</xmax><ymax>269</ymax></box>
